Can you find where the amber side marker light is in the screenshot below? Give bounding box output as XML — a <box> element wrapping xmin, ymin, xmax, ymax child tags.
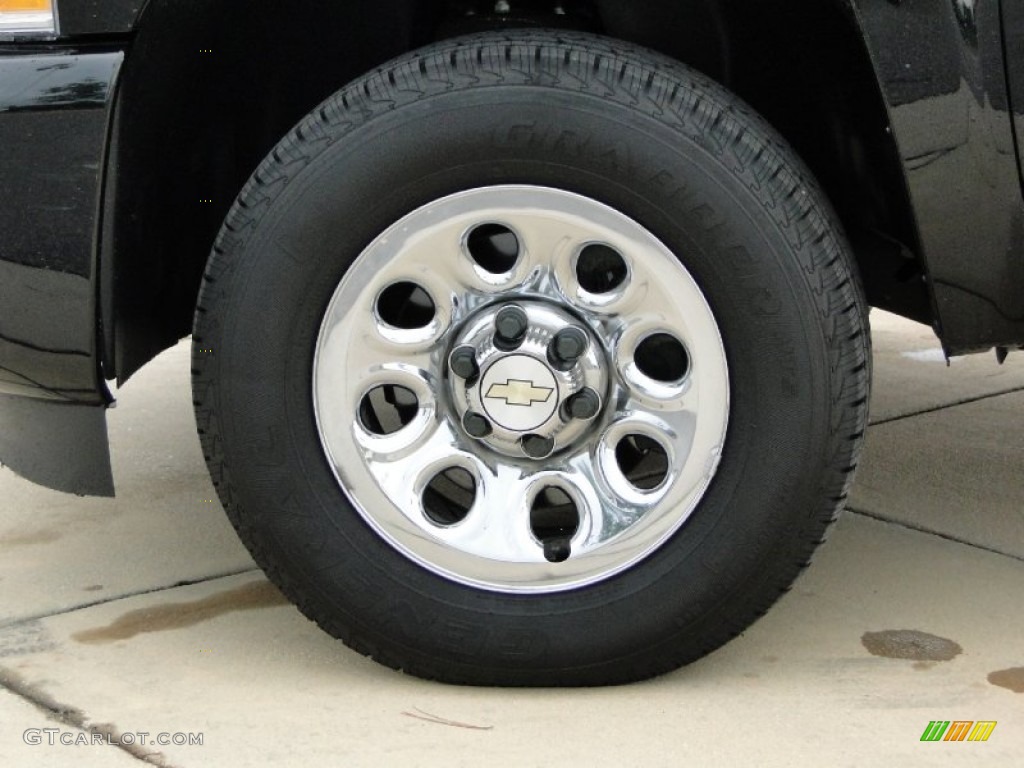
<box><xmin>0</xmin><ymin>0</ymin><xmax>56</xmax><ymax>34</ymax></box>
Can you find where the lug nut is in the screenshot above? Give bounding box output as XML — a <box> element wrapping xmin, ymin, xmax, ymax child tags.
<box><xmin>494</xmin><ymin>305</ymin><xmax>528</xmax><ymax>350</ymax></box>
<box><xmin>566</xmin><ymin>387</ymin><xmax>601</xmax><ymax>420</ymax></box>
<box><xmin>449</xmin><ymin>345</ymin><xmax>479</xmax><ymax>380</ymax></box>
<box><xmin>463</xmin><ymin>412</ymin><xmax>492</xmax><ymax>438</ymax></box>
<box><xmin>521</xmin><ymin>433</ymin><xmax>555</xmax><ymax>459</ymax></box>
<box><xmin>549</xmin><ymin>327</ymin><xmax>588</xmax><ymax>369</ymax></box>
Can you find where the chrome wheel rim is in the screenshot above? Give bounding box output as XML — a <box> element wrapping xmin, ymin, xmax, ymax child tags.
<box><xmin>313</xmin><ymin>185</ymin><xmax>729</xmax><ymax>592</ymax></box>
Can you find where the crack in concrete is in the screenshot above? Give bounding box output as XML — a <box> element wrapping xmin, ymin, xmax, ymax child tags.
<box><xmin>0</xmin><ymin>666</ymin><xmax>183</xmax><ymax>767</ymax></box>
<box><xmin>847</xmin><ymin>507</ymin><xmax>1024</xmax><ymax>563</ymax></box>
<box><xmin>0</xmin><ymin>567</ymin><xmax>258</xmax><ymax>631</ymax></box>
<box><xmin>868</xmin><ymin>385</ymin><xmax>1024</xmax><ymax>426</ymax></box>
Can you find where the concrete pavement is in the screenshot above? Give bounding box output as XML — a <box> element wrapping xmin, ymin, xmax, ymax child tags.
<box><xmin>1</xmin><ymin>310</ymin><xmax>1022</xmax><ymax>766</ymax></box>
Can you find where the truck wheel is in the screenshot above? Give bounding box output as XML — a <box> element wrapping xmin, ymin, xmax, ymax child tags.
<box><xmin>192</xmin><ymin>32</ymin><xmax>869</xmax><ymax>685</ymax></box>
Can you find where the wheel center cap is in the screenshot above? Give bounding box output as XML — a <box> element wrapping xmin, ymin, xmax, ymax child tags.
<box><xmin>480</xmin><ymin>355</ymin><xmax>559</xmax><ymax>431</ymax></box>
<box><xmin>446</xmin><ymin>300</ymin><xmax>608</xmax><ymax>459</ymax></box>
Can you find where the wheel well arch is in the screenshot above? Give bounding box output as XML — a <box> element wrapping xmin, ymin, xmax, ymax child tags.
<box><xmin>101</xmin><ymin>0</ymin><xmax>926</xmax><ymax>384</ymax></box>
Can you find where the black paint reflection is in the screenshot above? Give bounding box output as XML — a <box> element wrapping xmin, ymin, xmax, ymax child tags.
<box><xmin>0</xmin><ymin>50</ymin><xmax>121</xmax><ymax>400</ymax></box>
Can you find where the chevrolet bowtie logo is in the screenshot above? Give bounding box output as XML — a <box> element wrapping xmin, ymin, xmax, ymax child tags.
<box><xmin>485</xmin><ymin>379</ymin><xmax>554</xmax><ymax>407</ymax></box>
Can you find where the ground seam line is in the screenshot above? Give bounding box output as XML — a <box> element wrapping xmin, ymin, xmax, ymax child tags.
<box><xmin>868</xmin><ymin>384</ymin><xmax>1024</xmax><ymax>427</ymax></box>
<box><xmin>0</xmin><ymin>567</ymin><xmax>259</xmax><ymax>630</ymax></box>
<box><xmin>846</xmin><ymin>507</ymin><xmax>1024</xmax><ymax>563</ymax></box>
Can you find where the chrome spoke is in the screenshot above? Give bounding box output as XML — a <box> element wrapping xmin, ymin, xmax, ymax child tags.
<box><xmin>546</xmin><ymin>462</ymin><xmax>619</xmax><ymax>547</ymax></box>
<box><xmin>363</xmin><ymin>419</ymin><xmax>458</xmax><ymax>514</ymax></box>
<box><xmin>437</xmin><ymin>465</ymin><xmax>542</xmax><ymax>562</ymax></box>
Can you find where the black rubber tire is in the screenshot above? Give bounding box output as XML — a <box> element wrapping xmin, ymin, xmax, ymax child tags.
<box><xmin>192</xmin><ymin>31</ymin><xmax>870</xmax><ymax>686</ymax></box>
